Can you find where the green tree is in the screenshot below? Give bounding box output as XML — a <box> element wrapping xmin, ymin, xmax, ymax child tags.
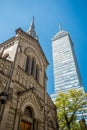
<box><xmin>55</xmin><ymin>89</ymin><xmax>87</xmax><ymax>130</ymax></box>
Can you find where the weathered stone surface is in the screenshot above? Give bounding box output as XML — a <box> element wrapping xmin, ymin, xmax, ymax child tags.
<box><xmin>0</xmin><ymin>27</ymin><xmax>58</xmax><ymax>130</ymax></box>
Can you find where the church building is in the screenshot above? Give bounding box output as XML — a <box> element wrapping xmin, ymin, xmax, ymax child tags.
<box><xmin>0</xmin><ymin>18</ymin><xmax>58</xmax><ymax>130</ymax></box>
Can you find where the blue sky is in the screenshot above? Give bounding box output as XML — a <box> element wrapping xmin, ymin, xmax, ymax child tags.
<box><xmin>0</xmin><ymin>0</ymin><xmax>87</xmax><ymax>94</ymax></box>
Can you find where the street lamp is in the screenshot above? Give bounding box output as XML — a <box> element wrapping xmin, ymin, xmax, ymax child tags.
<box><xmin>0</xmin><ymin>91</ymin><xmax>9</xmax><ymax>104</ymax></box>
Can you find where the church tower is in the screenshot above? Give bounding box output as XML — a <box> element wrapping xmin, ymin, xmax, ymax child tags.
<box><xmin>0</xmin><ymin>18</ymin><xmax>58</xmax><ymax>130</ymax></box>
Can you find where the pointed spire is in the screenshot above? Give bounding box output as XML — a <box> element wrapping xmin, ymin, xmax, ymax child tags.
<box><xmin>59</xmin><ymin>22</ymin><xmax>62</xmax><ymax>31</ymax></box>
<box><xmin>27</xmin><ymin>16</ymin><xmax>38</xmax><ymax>40</ymax></box>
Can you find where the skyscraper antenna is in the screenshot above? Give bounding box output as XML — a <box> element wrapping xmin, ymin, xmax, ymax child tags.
<box><xmin>59</xmin><ymin>22</ymin><xmax>62</xmax><ymax>31</ymax></box>
<box><xmin>33</xmin><ymin>16</ymin><xmax>34</xmax><ymax>21</ymax></box>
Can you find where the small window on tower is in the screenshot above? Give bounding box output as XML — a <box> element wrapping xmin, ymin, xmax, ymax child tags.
<box><xmin>35</xmin><ymin>65</ymin><xmax>39</xmax><ymax>82</ymax></box>
<box><xmin>31</xmin><ymin>57</ymin><xmax>36</xmax><ymax>76</ymax></box>
<box><xmin>25</xmin><ymin>56</ymin><xmax>29</xmax><ymax>73</ymax></box>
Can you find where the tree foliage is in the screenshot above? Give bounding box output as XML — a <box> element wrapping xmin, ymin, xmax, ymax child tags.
<box><xmin>55</xmin><ymin>89</ymin><xmax>87</xmax><ymax>130</ymax></box>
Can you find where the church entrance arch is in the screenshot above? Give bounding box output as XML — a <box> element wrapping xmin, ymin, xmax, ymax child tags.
<box><xmin>20</xmin><ymin>106</ymin><xmax>34</xmax><ymax>130</ymax></box>
<box><xmin>20</xmin><ymin>120</ymin><xmax>31</xmax><ymax>130</ymax></box>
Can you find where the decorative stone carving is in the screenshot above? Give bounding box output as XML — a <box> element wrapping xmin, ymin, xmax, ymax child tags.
<box><xmin>0</xmin><ymin>25</ymin><xmax>58</xmax><ymax>130</ymax></box>
<box><xmin>0</xmin><ymin>77</ymin><xmax>8</xmax><ymax>91</ymax></box>
<box><xmin>0</xmin><ymin>58</ymin><xmax>12</xmax><ymax>77</ymax></box>
<box><xmin>0</xmin><ymin>47</ymin><xmax>4</xmax><ymax>57</ymax></box>
<box><xmin>24</xmin><ymin>47</ymin><xmax>42</xmax><ymax>68</ymax></box>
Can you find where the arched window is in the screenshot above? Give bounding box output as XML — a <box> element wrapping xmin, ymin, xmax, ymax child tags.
<box><xmin>35</xmin><ymin>65</ymin><xmax>39</xmax><ymax>82</ymax></box>
<box><xmin>24</xmin><ymin>106</ymin><xmax>33</xmax><ymax>118</ymax></box>
<box><xmin>20</xmin><ymin>107</ymin><xmax>34</xmax><ymax>130</ymax></box>
<box><xmin>31</xmin><ymin>57</ymin><xmax>36</xmax><ymax>76</ymax></box>
<box><xmin>25</xmin><ymin>56</ymin><xmax>30</xmax><ymax>73</ymax></box>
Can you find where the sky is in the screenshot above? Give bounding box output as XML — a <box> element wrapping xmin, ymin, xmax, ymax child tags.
<box><xmin>0</xmin><ymin>0</ymin><xmax>87</xmax><ymax>94</ymax></box>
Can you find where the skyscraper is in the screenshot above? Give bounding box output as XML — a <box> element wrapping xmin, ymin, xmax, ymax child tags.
<box><xmin>51</xmin><ymin>26</ymin><xmax>83</xmax><ymax>99</ymax></box>
<box><xmin>51</xmin><ymin>26</ymin><xmax>87</xmax><ymax>124</ymax></box>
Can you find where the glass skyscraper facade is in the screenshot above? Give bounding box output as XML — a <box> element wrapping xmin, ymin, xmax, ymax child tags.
<box><xmin>51</xmin><ymin>29</ymin><xmax>83</xmax><ymax>96</ymax></box>
<box><xmin>51</xmin><ymin>29</ymin><xmax>87</xmax><ymax>123</ymax></box>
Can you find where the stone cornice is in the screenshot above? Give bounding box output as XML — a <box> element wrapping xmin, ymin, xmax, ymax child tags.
<box><xmin>0</xmin><ymin>37</ymin><xmax>15</xmax><ymax>47</ymax></box>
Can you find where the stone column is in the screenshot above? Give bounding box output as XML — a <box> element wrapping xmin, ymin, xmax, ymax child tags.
<box><xmin>37</xmin><ymin>68</ymin><xmax>40</xmax><ymax>83</ymax></box>
<box><xmin>37</xmin><ymin>120</ymin><xmax>41</xmax><ymax>130</ymax></box>
<box><xmin>0</xmin><ymin>104</ymin><xmax>4</xmax><ymax>123</ymax></box>
<box><xmin>13</xmin><ymin>111</ymin><xmax>21</xmax><ymax>130</ymax></box>
<box><xmin>33</xmin><ymin>118</ymin><xmax>38</xmax><ymax>130</ymax></box>
<box><xmin>0</xmin><ymin>101</ymin><xmax>10</xmax><ymax>130</ymax></box>
<box><xmin>33</xmin><ymin>64</ymin><xmax>36</xmax><ymax>78</ymax></box>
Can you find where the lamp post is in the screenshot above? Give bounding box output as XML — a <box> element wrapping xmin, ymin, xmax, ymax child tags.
<box><xmin>0</xmin><ymin>91</ymin><xmax>9</xmax><ymax>124</ymax></box>
<box><xmin>0</xmin><ymin>91</ymin><xmax>8</xmax><ymax>105</ymax></box>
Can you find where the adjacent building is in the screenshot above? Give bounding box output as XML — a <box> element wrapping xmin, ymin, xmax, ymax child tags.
<box><xmin>0</xmin><ymin>18</ymin><xmax>58</xmax><ymax>130</ymax></box>
<box><xmin>51</xmin><ymin>26</ymin><xmax>86</xmax><ymax>122</ymax></box>
<box><xmin>51</xmin><ymin>27</ymin><xmax>83</xmax><ymax>99</ymax></box>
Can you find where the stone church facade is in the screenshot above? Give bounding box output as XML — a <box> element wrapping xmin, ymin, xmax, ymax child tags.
<box><xmin>0</xmin><ymin>18</ymin><xmax>58</xmax><ymax>130</ymax></box>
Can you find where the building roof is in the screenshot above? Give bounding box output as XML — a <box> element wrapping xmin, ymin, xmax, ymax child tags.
<box><xmin>52</xmin><ymin>30</ymin><xmax>69</xmax><ymax>41</ymax></box>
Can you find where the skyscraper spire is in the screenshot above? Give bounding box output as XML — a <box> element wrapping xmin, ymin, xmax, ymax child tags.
<box><xmin>27</xmin><ymin>16</ymin><xmax>38</xmax><ymax>40</ymax></box>
<box><xmin>59</xmin><ymin>23</ymin><xmax>62</xmax><ymax>31</ymax></box>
